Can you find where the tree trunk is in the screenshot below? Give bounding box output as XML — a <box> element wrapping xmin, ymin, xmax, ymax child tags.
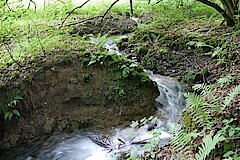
<box><xmin>196</xmin><ymin>0</ymin><xmax>237</xmax><ymax>27</ymax></box>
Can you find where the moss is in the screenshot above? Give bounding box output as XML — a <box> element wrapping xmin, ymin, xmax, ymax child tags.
<box><xmin>64</xmin><ymin>57</ymin><xmax>73</xmax><ymax>65</ymax></box>
<box><xmin>10</xmin><ymin>71</ymin><xmax>21</xmax><ymax>79</ymax></box>
<box><xmin>183</xmin><ymin>67</ymin><xmax>210</xmax><ymax>85</ymax></box>
<box><xmin>83</xmin><ymin>72</ymin><xmax>93</xmax><ymax>83</ymax></box>
<box><xmin>141</xmin><ymin>54</ymin><xmax>161</xmax><ymax>73</ymax></box>
<box><xmin>135</xmin><ymin>45</ymin><xmax>149</xmax><ymax>56</ymax></box>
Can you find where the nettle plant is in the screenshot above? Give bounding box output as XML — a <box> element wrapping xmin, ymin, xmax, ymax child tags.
<box><xmin>0</xmin><ymin>93</ymin><xmax>22</xmax><ymax>121</ymax></box>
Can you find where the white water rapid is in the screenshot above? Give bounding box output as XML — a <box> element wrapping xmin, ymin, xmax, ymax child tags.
<box><xmin>0</xmin><ymin>35</ymin><xmax>186</xmax><ymax>160</ymax></box>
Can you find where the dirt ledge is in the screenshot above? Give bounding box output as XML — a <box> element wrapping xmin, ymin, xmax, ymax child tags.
<box><xmin>0</xmin><ymin>52</ymin><xmax>159</xmax><ymax>151</ymax></box>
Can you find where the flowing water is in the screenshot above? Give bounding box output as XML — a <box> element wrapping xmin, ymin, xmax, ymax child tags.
<box><xmin>0</xmin><ymin>35</ymin><xmax>186</xmax><ymax>160</ymax></box>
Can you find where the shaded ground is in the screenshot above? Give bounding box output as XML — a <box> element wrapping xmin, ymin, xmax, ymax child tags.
<box><xmin>117</xmin><ymin>18</ymin><xmax>239</xmax><ymax>86</ymax></box>
<box><xmin>70</xmin><ymin>14</ymin><xmax>137</xmax><ymax>36</ymax></box>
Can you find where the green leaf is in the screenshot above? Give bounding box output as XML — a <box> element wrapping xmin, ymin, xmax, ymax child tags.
<box><xmin>223</xmin><ymin>85</ymin><xmax>240</xmax><ymax>109</ymax></box>
<box><xmin>130</xmin><ymin>121</ymin><xmax>139</xmax><ymax>129</ymax></box>
<box><xmin>4</xmin><ymin>112</ymin><xmax>13</xmax><ymax>121</ymax></box>
<box><xmin>129</xmin><ymin>63</ymin><xmax>138</xmax><ymax>68</ymax></box>
<box><xmin>228</xmin><ymin>130</ymin><xmax>234</xmax><ymax>137</ymax></box>
<box><xmin>12</xmin><ymin>100</ymin><xmax>18</xmax><ymax>105</ymax></box>
<box><xmin>212</xmin><ymin>47</ymin><xmax>222</xmax><ymax>58</ymax></box>
<box><xmin>195</xmin><ymin>133</ymin><xmax>225</xmax><ymax>160</ymax></box>
<box><xmin>122</xmin><ymin>67</ymin><xmax>130</xmax><ymax>78</ymax></box>
<box><xmin>223</xmin><ymin>151</ymin><xmax>234</xmax><ymax>158</ymax></box>
<box><xmin>12</xmin><ymin>109</ymin><xmax>20</xmax><ymax>117</ymax></box>
<box><xmin>234</xmin><ymin>157</ymin><xmax>240</xmax><ymax>160</ymax></box>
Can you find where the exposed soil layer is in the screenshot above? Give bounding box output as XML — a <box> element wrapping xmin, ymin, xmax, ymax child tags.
<box><xmin>0</xmin><ymin>55</ymin><xmax>159</xmax><ymax>151</ymax></box>
<box><xmin>70</xmin><ymin>14</ymin><xmax>137</xmax><ymax>36</ymax></box>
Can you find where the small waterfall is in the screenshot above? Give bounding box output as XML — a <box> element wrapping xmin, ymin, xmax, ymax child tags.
<box><xmin>0</xmin><ymin>35</ymin><xmax>186</xmax><ymax>160</ymax></box>
<box><xmin>144</xmin><ymin>69</ymin><xmax>186</xmax><ymax>128</ymax></box>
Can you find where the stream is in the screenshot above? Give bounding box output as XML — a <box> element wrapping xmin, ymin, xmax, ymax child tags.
<box><xmin>0</xmin><ymin>35</ymin><xmax>186</xmax><ymax>160</ymax></box>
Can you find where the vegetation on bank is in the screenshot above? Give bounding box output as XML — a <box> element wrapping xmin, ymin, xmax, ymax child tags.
<box><xmin>0</xmin><ymin>0</ymin><xmax>239</xmax><ymax>159</ymax></box>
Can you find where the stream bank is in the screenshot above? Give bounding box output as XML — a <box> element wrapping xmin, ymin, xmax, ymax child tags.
<box><xmin>0</xmin><ymin>50</ymin><xmax>159</xmax><ymax>153</ymax></box>
<box><xmin>0</xmin><ymin>9</ymin><xmax>239</xmax><ymax>159</ymax></box>
<box><xmin>0</xmin><ymin>14</ymin><xmax>187</xmax><ymax>160</ymax></box>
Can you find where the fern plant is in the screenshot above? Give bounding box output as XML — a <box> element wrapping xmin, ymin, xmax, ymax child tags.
<box><xmin>126</xmin><ymin>75</ymin><xmax>239</xmax><ymax>160</ymax></box>
<box><xmin>222</xmin><ymin>84</ymin><xmax>240</xmax><ymax>110</ymax></box>
<box><xmin>195</xmin><ymin>133</ymin><xmax>225</xmax><ymax>160</ymax></box>
<box><xmin>171</xmin><ymin>75</ymin><xmax>239</xmax><ymax>159</ymax></box>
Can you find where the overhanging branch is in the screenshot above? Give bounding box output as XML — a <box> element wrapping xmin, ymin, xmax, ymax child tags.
<box><xmin>60</xmin><ymin>0</ymin><xmax>91</xmax><ymax>27</ymax></box>
<box><xmin>101</xmin><ymin>0</ymin><xmax>120</xmax><ymax>21</ymax></box>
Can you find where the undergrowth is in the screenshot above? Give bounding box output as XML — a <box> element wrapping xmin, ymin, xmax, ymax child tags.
<box><xmin>0</xmin><ymin>0</ymin><xmax>239</xmax><ymax>158</ymax></box>
<box><xmin>127</xmin><ymin>74</ymin><xmax>239</xmax><ymax>160</ymax></box>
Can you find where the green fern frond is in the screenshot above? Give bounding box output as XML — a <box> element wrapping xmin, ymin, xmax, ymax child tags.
<box><xmin>184</xmin><ymin>92</ymin><xmax>214</xmax><ymax>128</ymax></box>
<box><xmin>222</xmin><ymin>84</ymin><xmax>240</xmax><ymax>109</ymax></box>
<box><xmin>195</xmin><ymin>133</ymin><xmax>225</xmax><ymax>160</ymax></box>
<box><xmin>193</xmin><ymin>83</ymin><xmax>209</xmax><ymax>95</ymax></box>
<box><xmin>172</xmin><ymin>131</ymin><xmax>199</xmax><ymax>150</ymax></box>
<box><xmin>192</xmin><ymin>83</ymin><xmax>216</xmax><ymax>101</ymax></box>
<box><xmin>217</xmin><ymin>75</ymin><xmax>233</xmax><ymax>87</ymax></box>
<box><xmin>184</xmin><ymin>92</ymin><xmax>203</xmax><ymax>107</ymax></box>
<box><xmin>171</xmin><ymin>131</ymin><xmax>199</xmax><ymax>160</ymax></box>
<box><xmin>169</xmin><ymin>123</ymin><xmax>182</xmax><ymax>137</ymax></box>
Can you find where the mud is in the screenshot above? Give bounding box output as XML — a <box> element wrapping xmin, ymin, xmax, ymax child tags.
<box><xmin>70</xmin><ymin>14</ymin><xmax>137</xmax><ymax>36</ymax></box>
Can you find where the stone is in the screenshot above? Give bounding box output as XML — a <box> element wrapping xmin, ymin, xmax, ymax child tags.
<box><xmin>42</xmin><ymin>118</ymin><xmax>56</xmax><ymax>134</ymax></box>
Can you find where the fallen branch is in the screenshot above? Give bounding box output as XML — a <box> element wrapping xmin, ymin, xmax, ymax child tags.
<box><xmin>64</xmin><ymin>15</ymin><xmax>101</xmax><ymax>27</ymax></box>
<box><xmin>60</xmin><ymin>0</ymin><xmax>91</xmax><ymax>28</ymax></box>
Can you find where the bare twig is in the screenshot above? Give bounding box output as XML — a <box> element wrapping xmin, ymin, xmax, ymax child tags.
<box><xmin>130</xmin><ymin>0</ymin><xmax>133</xmax><ymax>15</ymax></box>
<box><xmin>60</xmin><ymin>0</ymin><xmax>91</xmax><ymax>28</ymax></box>
<box><xmin>148</xmin><ymin>0</ymin><xmax>164</xmax><ymax>5</ymax></box>
<box><xmin>4</xmin><ymin>0</ymin><xmax>13</xmax><ymax>11</ymax></box>
<box><xmin>155</xmin><ymin>0</ymin><xmax>164</xmax><ymax>5</ymax></box>
<box><xmin>61</xmin><ymin>0</ymin><xmax>120</xmax><ymax>27</ymax></box>
<box><xmin>24</xmin><ymin>0</ymin><xmax>36</xmax><ymax>14</ymax></box>
<box><xmin>3</xmin><ymin>44</ymin><xmax>23</xmax><ymax>67</ymax></box>
<box><xmin>56</xmin><ymin>0</ymin><xmax>65</xmax><ymax>4</ymax></box>
<box><xmin>101</xmin><ymin>0</ymin><xmax>120</xmax><ymax>22</ymax></box>
<box><xmin>30</xmin><ymin>0</ymin><xmax>37</xmax><ymax>11</ymax></box>
<box><xmin>29</xmin><ymin>17</ymin><xmax>45</xmax><ymax>55</ymax></box>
